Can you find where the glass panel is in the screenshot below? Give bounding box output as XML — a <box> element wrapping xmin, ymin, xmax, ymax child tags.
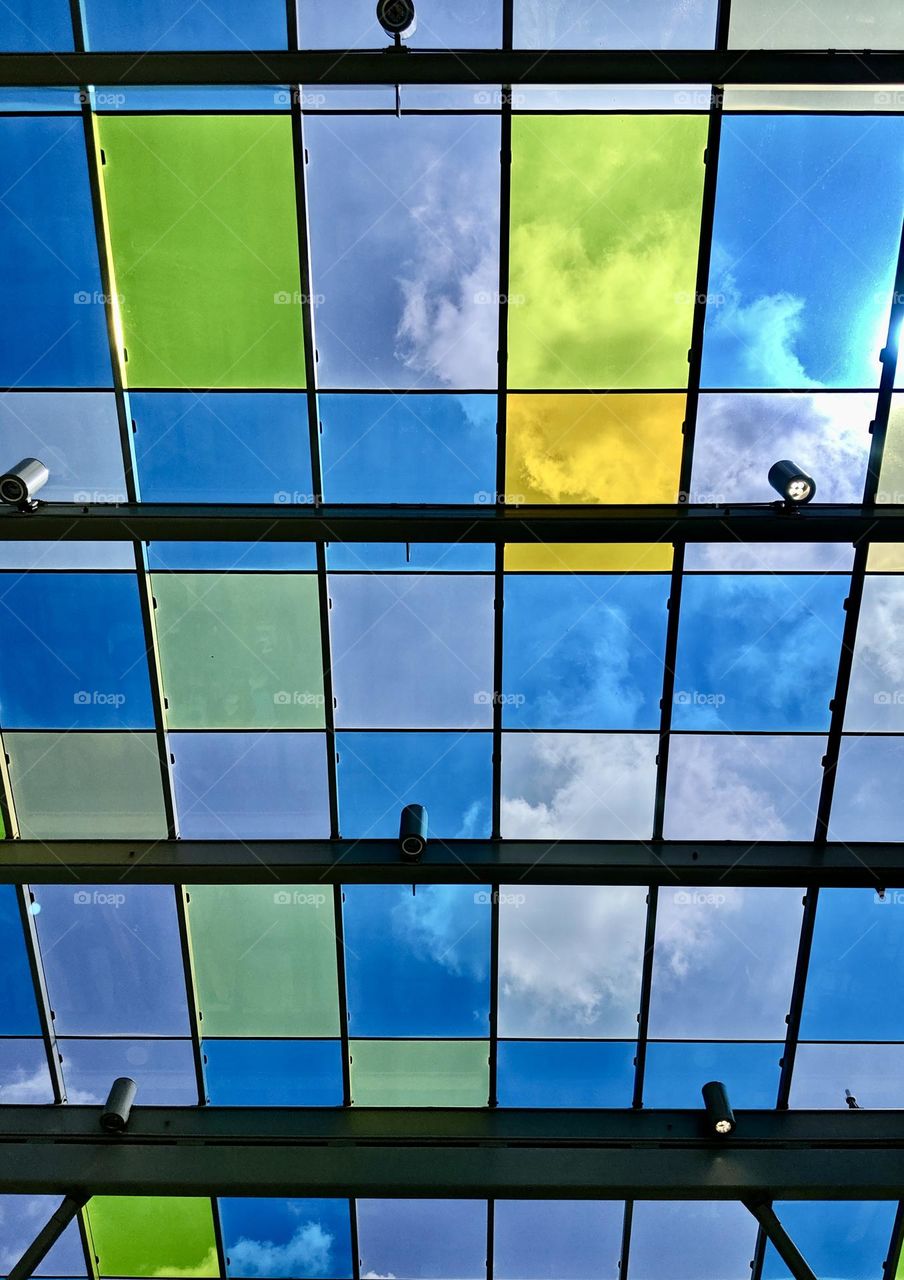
<box><xmin>87</xmin><ymin>1197</ymin><xmax>218</xmax><ymax>1278</ymax></box>
<box><xmin>514</xmin><ymin>0</ymin><xmax>718</xmax><ymax>47</ymax></box>
<box><xmin>830</xmin><ymin>736</ymin><xmax>904</xmax><ymax>841</ymax></box>
<box><xmin>328</xmin><ymin>544</ymin><xmax>494</xmax><ymax>573</ymax></box>
<box><xmin>0</xmin><ymin>1197</ymin><xmax>86</xmax><ymax>1276</ymax></box>
<box><xmin>496</xmin><ymin>1041</ymin><xmax>635</xmax><ymax>1108</ymax></box>
<box><xmin>643</xmin><ymin>1043</ymin><xmax>781</xmax><ymax>1108</ymax></box>
<box><xmin>298</xmin><ymin>0</ymin><xmax>502</xmax><ymax>47</ymax></box>
<box><xmin>83</xmin><ymin>0</ymin><xmax>287</xmax><ymax>48</ymax></box>
<box><xmin>0</xmin><ymin>1</ymin><xmax>72</xmax><ymax>50</ymax></box>
<box><xmin>170</xmin><ymin>732</ymin><xmax>330</xmax><ymax>839</ymax></box>
<box><xmin>59</xmin><ymin>1038</ymin><xmax>197</xmax><ymax>1106</ymax></box>
<box><xmin>0</xmin><ymin>542</ymin><xmax>135</xmax><ymax>570</ymax></box>
<box><xmin>187</xmin><ymin>885</ymin><xmax>340</xmax><ymax>1037</ymax></box>
<box><xmin>0</xmin><ymin>117</ymin><xmax>109</xmax><ymax>385</ymax></box>
<box><xmin>762</xmin><ymin>1202</ymin><xmax>896</xmax><ymax>1280</ymax></box>
<box><xmin>498</xmin><ymin>886</ymin><xmax>647</xmax><ymax>1037</ymax></box>
<box><xmin>356</xmin><ymin>1200</ymin><xmax>487</xmax><ymax>1278</ymax></box>
<box><xmin>495</xmin><ymin>1201</ymin><xmax>622</xmax><ymax>1280</ymax></box>
<box><xmin>32</xmin><ymin>884</ymin><xmax>190</xmax><ymax>1035</ymax></box>
<box><xmin>791</xmin><ymin>1043</ymin><xmax>904</xmax><ymax>1109</ymax></box>
<box><xmin>508</xmin><ymin>115</ymin><xmax>706</xmax><ymax>389</ymax></box>
<box><xmin>147</xmin><ymin>543</ymin><xmax>317</xmax><ymax>572</ymax></box>
<box><xmin>649</xmin><ymin>888</ymin><xmax>803</xmax><ymax>1039</ymax></box>
<box><xmin>0</xmin><ymin>572</ymin><xmax>153</xmax><ymax>729</ymax></box>
<box><xmin>306</xmin><ymin>115</ymin><xmax>500</xmax><ymax>389</ymax></box>
<box><xmin>0</xmin><ymin>393</ymin><xmax>126</xmax><ymax>502</ymax></box>
<box><xmin>320</xmin><ymin>394</ymin><xmax>497</xmax><ymax>503</ymax></box>
<box><xmin>628</xmin><ymin>1202</ymin><xmax>757</xmax><ymax>1279</ymax></box>
<box><xmin>218</xmin><ymin>1198</ymin><xmax>353</xmax><ymax>1279</ymax></box>
<box><xmin>349</xmin><ymin>1040</ymin><xmax>489</xmax><ymax>1106</ymax></box>
<box><xmin>702</xmin><ymin>116</ymin><xmax>904</xmax><ymax>388</ymax></box>
<box><xmin>0</xmin><ymin>886</ymin><xmax>40</xmax><ymax>1034</ymax></box>
<box><xmin>97</xmin><ymin>116</ymin><xmax>304</xmax><ymax>389</ymax></box>
<box><xmin>336</xmin><ymin>732</ymin><xmax>492</xmax><ymax>839</ymax></box>
<box><xmin>328</xmin><ymin>576</ymin><xmax>495</xmax><ymax>729</ymax></box>
<box><xmin>845</xmin><ymin>577</ymin><xmax>904</xmax><ymax>730</ymax></box>
<box><xmin>503</xmin><ymin>574</ymin><xmax>668</xmax><ymax>729</ymax></box>
<box><xmin>664</xmin><ymin>734</ymin><xmax>825</xmax><ymax>840</ymax></box>
<box><xmin>672</xmin><ymin>575</ymin><xmax>847</xmax><ymax>731</ymax></box>
<box><xmin>729</xmin><ymin>0</ymin><xmax>904</xmax><ymax>48</ymax></box>
<box><xmin>876</xmin><ymin>396</ymin><xmax>904</xmax><ymax>504</ymax></box>
<box><xmin>685</xmin><ymin>540</ymin><xmax>855</xmax><ymax>573</ymax></box>
<box><xmin>152</xmin><ymin>574</ymin><xmax>324</xmax><ymax>729</ymax></box>
<box><xmin>6</xmin><ymin>732</ymin><xmax>168</xmax><ymax>838</ymax></box>
<box><xmin>132</xmin><ymin>392</ymin><xmax>312</xmax><ymax>503</ymax></box>
<box><xmin>501</xmin><ymin>733</ymin><xmax>658</xmax><ymax>838</ymax></box>
<box><xmin>343</xmin><ymin>885</ymin><xmax>491</xmax><ymax>1037</ymax></box>
<box><xmin>203</xmin><ymin>1040</ymin><xmax>344</xmax><ymax>1106</ymax></box>
<box><xmin>504</xmin><ymin>543</ymin><xmax>674</xmax><ymax>573</ymax></box>
<box><xmin>0</xmin><ymin>1040</ymin><xmax>53</xmax><ymax>1104</ymax></box>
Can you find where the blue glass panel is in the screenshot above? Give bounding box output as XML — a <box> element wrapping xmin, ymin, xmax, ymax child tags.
<box><xmin>830</xmin><ymin>736</ymin><xmax>904</xmax><ymax>841</ymax></box>
<box><xmin>703</xmin><ymin>116</ymin><xmax>904</xmax><ymax>388</ymax></box>
<box><xmin>0</xmin><ymin>118</ymin><xmax>110</xmax><ymax>386</ymax></box>
<box><xmin>503</xmin><ymin>575</ymin><xmax>668</xmax><ymax>729</ymax></box>
<box><xmin>0</xmin><ymin>886</ymin><xmax>39</xmax><ymax>1034</ymax></box>
<box><xmin>0</xmin><ymin>88</ymin><xmax>79</xmax><ymax>110</ymax></box>
<box><xmin>320</xmin><ymin>394</ymin><xmax>497</xmax><ymax>503</ymax></box>
<box><xmin>0</xmin><ymin>542</ymin><xmax>134</xmax><ymax>570</ymax></box>
<box><xmin>132</xmin><ymin>393</ymin><xmax>312</xmax><ymax>503</ymax></box>
<box><xmin>327</xmin><ymin>544</ymin><xmax>495</xmax><ymax>572</ymax></box>
<box><xmin>171</xmin><ymin>733</ymin><xmax>330</xmax><ymax>839</ymax></box>
<box><xmin>329</xmin><ymin>576</ymin><xmax>495</xmax><ymax>728</ymax></box>
<box><xmin>0</xmin><ymin>1</ymin><xmax>72</xmax><ymax>51</ymax></box>
<box><xmin>336</xmin><ymin>732</ymin><xmax>492</xmax><ymax>839</ymax></box>
<box><xmin>0</xmin><ymin>573</ymin><xmax>153</xmax><ymax>729</ymax></box>
<box><xmin>643</xmin><ymin>1043</ymin><xmax>781</xmax><ymax>1109</ymax></box>
<box><xmin>343</xmin><ymin>885</ymin><xmax>491</xmax><ymax>1037</ymax></box>
<box><xmin>514</xmin><ymin>0</ymin><xmax>717</xmax><ymax>48</ymax></box>
<box><xmin>763</xmin><ymin>1202</ymin><xmax>895</xmax><ymax>1280</ymax></box>
<box><xmin>0</xmin><ymin>1040</ymin><xmax>52</xmax><ymax>1103</ymax></box>
<box><xmin>672</xmin><ymin>576</ymin><xmax>847</xmax><ymax>730</ymax></box>
<box><xmin>0</xmin><ymin>1196</ymin><xmax>86</xmax><ymax>1276</ymax></box>
<box><xmin>219</xmin><ymin>1199</ymin><xmax>352</xmax><ymax>1279</ymax></box>
<box><xmin>0</xmin><ymin>393</ymin><xmax>125</xmax><ymax>502</ymax></box>
<box><xmin>203</xmin><ymin>1040</ymin><xmax>344</xmax><ymax>1107</ymax></box>
<box><xmin>685</xmin><ymin>540</ymin><xmax>855</xmax><ymax>573</ymax></box>
<box><xmin>83</xmin><ymin>0</ymin><xmax>287</xmax><ymax>49</ymax></box>
<box><xmin>91</xmin><ymin>85</ymin><xmax>291</xmax><ymax>111</ymax></box>
<box><xmin>800</xmin><ymin>888</ymin><xmax>904</xmax><ymax>1040</ymax></box>
<box><xmin>60</xmin><ymin>1039</ymin><xmax>197</xmax><ymax>1106</ymax></box>
<box><xmin>496</xmin><ymin>1041</ymin><xmax>635</xmax><ymax>1108</ymax></box>
<box><xmin>791</xmin><ymin>1043</ymin><xmax>904</xmax><ymax>1109</ymax></box>
<box><xmin>146</xmin><ymin>543</ymin><xmax>317</xmax><ymax>571</ymax></box>
<box><xmin>32</xmin><ymin>885</ymin><xmax>190</xmax><ymax>1036</ymax></box>
<box><xmin>299</xmin><ymin>0</ymin><xmax>501</xmax><ymax>46</ymax></box>
<box><xmin>356</xmin><ymin>1201</ymin><xmax>486</xmax><ymax>1279</ymax></box>
<box><xmin>629</xmin><ymin>1202</ymin><xmax>756</xmax><ymax>1279</ymax></box>
<box><xmin>306</xmin><ymin>114</ymin><xmax>500</xmax><ymax>388</ymax></box>
<box><xmin>495</xmin><ymin>1201</ymin><xmax>622</xmax><ymax>1280</ymax></box>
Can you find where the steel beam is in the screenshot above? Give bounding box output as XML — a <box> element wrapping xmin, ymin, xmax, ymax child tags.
<box><xmin>1</xmin><ymin>502</ymin><xmax>902</xmax><ymax>544</ymax></box>
<box><xmin>745</xmin><ymin>1202</ymin><xmax>818</xmax><ymax>1280</ymax></box>
<box><xmin>7</xmin><ymin>1195</ymin><xmax>88</xmax><ymax>1280</ymax></box>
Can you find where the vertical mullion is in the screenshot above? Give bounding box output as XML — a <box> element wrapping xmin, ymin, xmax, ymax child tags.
<box><xmin>486</xmin><ymin>1198</ymin><xmax>495</xmax><ymax>1280</ymax></box>
<box><xmin>775</xmin><ymin>887</ymin><xmax>818</xmax><ymax>1109</ymax></box>
<box><xmin>17</xmin><ymin>885</ymin><xmax>66</xmax><ymax>1103</ymax></box>
<box><xmin>174</xmin><ymin>887</ymin><xmax>207</xmax><ymax>1107</ymax></box>
<box><xmin>349</xmin><ymin>1195</ymin><xmax>361</xmax><ymax>1280</ymax></box>
<box><xmin>334</xmin><ymin>884</ymin><xmax>352</xmax><ymax>1107</ymax></box>
<box><xmin>630</xmin><ymin>885</ymin><xmax>658</xmax><ymax>1109</ymax></box>
<box><xmin>883</xmin><ymin>1201</ymin><xmax>904</xmax><ymax>1280</ymax></box>
<box><xmin>618</xmin><ymin>1199</ymin><xmax>634</xmax><ymax>1280</ymax></box>
<box><xmin>488</xmin><ymin>883</ymin><xmax>500</xmax><ymax>1107</ymax></box>
<box><xmin>750</xmin><ymin>1221</ymin><xmax>769</xmax><ymax>1280</ymax></box>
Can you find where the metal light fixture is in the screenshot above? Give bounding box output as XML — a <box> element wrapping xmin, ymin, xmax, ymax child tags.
<box><xmin>101</xmin><ymin>1076</ymin><xmax>137</xmax><ymax>1132</ymax></box>
<box><xmin>768</xmin><ymin>459</ymin><xmax>816</xmax><ymax>505</ymax></box>
<box><xmin>399</xmin><ymin>804</ymin><xmax>428</xmax><ymax>861</ymax></box>
<box><xmin>0</xmin><ymin>457</ymin><xmax>48</xmax><ymax>511</ymax></box>
<box><xmin>376</xmin><ymin>0</ymin><xmax>417</xmax><ymax>40</ymax></box>
<box><xmin>702</xmin><ymin>1080</ymin><xmax>736</xmax><ymax>1136</ymax></box>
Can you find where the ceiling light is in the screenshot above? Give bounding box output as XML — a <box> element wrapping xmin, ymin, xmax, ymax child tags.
<box><xmin>702</xmin><ymin>1080</ymin><xmax>736</xmax><ymax>1136</ymax></box>
<box><xmin>0</xmin><ymin>457</ymin><xmax>48</xmax><ymax>511</ymax></box>
<box><xmin>377</xmin><ymin>0</ymin><xmax>417</xmax><ymax>40</ymax></box>
<box><xmin>399</xmin><ymin>803</ymin><xmax>427</xmax><ymax>861</ymax></box>
<box><xmin>768</xmin><ymin>459</ymin><xmax>816</xmax><ymax>505</ymax></box>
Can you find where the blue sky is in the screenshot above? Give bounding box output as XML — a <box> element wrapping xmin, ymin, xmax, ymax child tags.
<box><xmin>0</xmin><ymin>1196</ymin><xmax>86</xmax><ymax>1276</ymax></box>
<box><xmin>762</xmin><ymin>1202</ymin><xmax>896</xmax><ymax>1280</ymax></box>
<box><xmin>0</xmin><ymin>392</ymin><xmax>125</xmax><ymax>501</ymax></box>
<box><xmin>830</xmin><ymin>735</ymin><xmax>904</xmax><ymax>841</ymax></box>
<box><xmin>514</xmin><ymin>0</ymin><xmax>717</xmax><ymax>48</ymax></box>
<box><xmin>357</xmin><ymin>1200</ymin><xmax>486</xmax><ymax>1279</ymax></box>
<box><xmin>219</xmin><ymin>1199</ymin><xmax>352</xmax><ymax>1279</ymax></box>
<box><xmin>494</xmin><ymin>1200</ymin><xmax>622</xmax><ymax>1279</ymax></box>
<box><xmin>204</xmin><ymin>1040</ymin><xmax>343</xmax><ymax>1106</ymax></box>
<box><xmin>628</xmin><ymin>1201</ymin><xmax>757</xmax><ymax>1278</ymax></box>
<box><xmin>497</xmin><ymin>1040</ymin><xmax>635</xmax><ymax>1108</ymax></box>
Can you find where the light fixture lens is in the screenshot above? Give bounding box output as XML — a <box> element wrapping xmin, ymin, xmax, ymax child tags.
<box><xmin>715</xmin><ymin>1118</ymin><xmax>733</xmax><ymax>1135</ymax></box>
<box><xmin>787</xmin><ymin>477</ymin><xmax>812</xmax><ymax>502</ymax></box>
<box><xmin>768</xmin><ymin>459</ymin><xmax>816</xmax><ymax>505</ymax></box>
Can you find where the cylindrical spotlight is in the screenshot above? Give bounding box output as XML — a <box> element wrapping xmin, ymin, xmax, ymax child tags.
<box><xmin>101</xmin><ymin>1076</ymin><xmax>137</xmax><ymax>1132</ymax></box>
<box><xmin>702</xmin><ymin>1080</ymin><xmax>736</xmax><ymax>1136</ymax></box>
<box><xmin>376</xmin><ymin>0</ymin><xmax>417</xmax><ymax>39</ymax></box>
<box><xmin>399</xmin><ymin>804</ymin><xmax>428</xmax><ymax>861</ymax></box>
<box><xmin>0</xmin><ymin>457</ymin><xmax>49</xmax><ymax>511</ymax></box>
<box><xmin>768</xmin><ymin>459</ymin><xmax>816</xmax><ymax>504</ymax></box>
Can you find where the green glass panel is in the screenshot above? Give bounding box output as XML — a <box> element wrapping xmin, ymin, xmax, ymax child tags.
<box><xmin>97</xmin><ymin>115</ymin><xmax>305</xmax><ymax>388</ymax></box>
<box><xmin>187</xmin><ymin>885</ymin><xmax>340</xmax><ymax>1036</ymax></box>
<box><xmin>5</xmin><ymin>732</ymin><xmax>167</xmax><ymax>838</ymax></box>
<box><xmin>508</xmin><ymin>115</ymin><xmax>707</xmax><ymax>389</ymax></box>
<box><xmin>87</xmin><ymin>1196</ymin><xmax>218</xmax><ymax>1277</ymax></box>
<box><xmin>349</xmin><ymin>1040</ymin><xmax>489</xmax><ymax>1106</ymax></box>
<box><xmin>152</xmin><ymin>574</ymin><xmax>324</xmax><ymax>728</ymax></box>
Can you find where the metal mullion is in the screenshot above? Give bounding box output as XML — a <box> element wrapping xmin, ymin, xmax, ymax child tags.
<box><xmin>775</xmin><ymin>887</ymin><xmax>818</xmax><ymax>1109</ymax></box>
<box><xmin>630</xmin><ymin>885</ymin><xmax>658</xmax><ymax>1109</ymax></box>
<box><xmin>333</xmin><ymin>884</ymin><xmax>352</xmax><ymax>1107</ymax></box>
<box><xmin>488</xmin><ymin>883</ymin><xmax>500</xmax><ymax>1107</ymax></box>
<box><xmin>486</xmin><ymin>1198</ymin><xmax>495</xmax><ymax>1280</ymax></box>
<box><xmin>349</xmin><ymin>1196</ymin><xmax>360</xmax><ymax>1280</ymax></box>
<box><xmin>17</xmin><ymin>885</ymin><xmax>67</xmax><ymax>1103</ymax></box>
<box><xmin>882</xmin><ymin>1201</ymin><xmax>904</xmax><ymax>1279</ymax></box>
<box><xmin>750</xmin><ymin>1223</ymin><xmax>769</xmax><ymax>1280</ymax></box>
<box><xmin>617</xmin><ymin>1199</ymin><xmax>634</xmax><ymax>1280</ymax></box>
<box><xmin>174</xmin><ymin>887</ymin><xmax>209</xmax><ymax>1110</ymax></box>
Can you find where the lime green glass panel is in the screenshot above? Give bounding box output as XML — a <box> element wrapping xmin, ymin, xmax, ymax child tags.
<box><xmin>152</xmin><ymin>574</ymin><xmax>324</xmax><ymax>728</ymax></box>
<box><xmin>187</xmin><ymin>885</ymin><xmax>340</xmax><ymax>1036</ymax></box>
<box><xmin>5</xmin><ymin>732</ymin><xmax>167</xmax><ymax>838</ymax></box>
<box><xmin>87</xmin><ymin>1196</ymin><xmax>218</xmax><ymax>1277</ymax></box>
<box><xmin>349</xmin><ymin>1039</ymin><xmax>489</xmax><ymax>1106</ymax></box>
<box><xmin>508</xmin><ymin>115</ymin><xmax>707</xmax><ymax>389</ymax></box>
<box><xmin>97</xmin><ymin>116</ymin><xmax>305</xmax><ymax>388</ymax></box>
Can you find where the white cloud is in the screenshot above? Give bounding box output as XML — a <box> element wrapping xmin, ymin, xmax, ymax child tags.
<box><xmin>226</xmin><ymin>1223</ymin><xmax>334</xmax><ymax>1279</ymax></box>
<box><xmin>391</xmin><ymin>886</ymin><xmax>489</xmax><ymax>981</ymax></box>
<box><xmin>846</xmin><ymin>577</ymin><xmax>904</xmax><ymax>730</ymax></box>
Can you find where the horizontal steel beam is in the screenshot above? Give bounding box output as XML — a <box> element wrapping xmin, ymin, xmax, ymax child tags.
<box><xmin>2</xmin><ymin>838</ymin><xmax>901</xmax><ymax>887</ymax></box>
<box><xmin>2</xmin><ymin>1107</ymin><xmax>902</xmax><ymax>1198</ymax></box>
<box><xmin>1</xmin><ymin>50</ymin><xmax>903</xmax><ymax>86</ymax></box>
<box><xmin>0</xmin><ymin>503</ymin><xmax>902</xmax><ymax>544</ymax></box>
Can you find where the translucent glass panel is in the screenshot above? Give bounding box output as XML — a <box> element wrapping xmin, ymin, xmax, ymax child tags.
<box><xmin>83</xmin><ymin>0</ymin><xmax>287</xmax><ymax>48</ymax></box>
<box><xmin>672</xmin><ymin>575</ymin><xmax>847</xmax><ymax>730</ymax></box>
<box><xmin>0</xmin><ymin>886</ymin><xmax>40</xmax><ymax>1035</ymax></box>
<box><xmin>762</xmin><ymin>1202</ymin><xmax>896</xmax><ymax>1280</ymax></box>
<box><xmin>356</xmin><ymin>1200</ymin><xmax>486</xmax><ymax>1279</ymax></box>
<box><xmin>498</xmin><ymin>886</ymin><xmax>647</xmax><ymax>1037</ymax></box>
<box><xmin>495</xmin><ymin>1200</ymin><xmax>622</xmax><ymax>1280</ymax></box>
<box><xmin>0</xmin><ymin>1196</ymin><xmax>86</xmax><ymax>1276</ymax></box>
<box><xmin>0</xmin><ymin>393</ymin><xmax>125</xmax><ymax>501</ymax></box>
<box><xmin>497</xmin><ymin>1040</ymin><xmax>636</xmax><ymax>1107</ymax></box>
<box><xmin>0</xmin><ymin>1039</ymin><xmax>53</xmax><ymax>1103</ymax></box>
<box><xmin>219</xmin><ymin>1198</ymin><xmax>353</xmax><ymax>1279</ymax></box>
<box><xmin>730</xmin><ymin>0</ymin><xmax>904</xmax><ymax>48</ymax></box>
<box><xmin>501</xmin><ymin>733</ymin><xmax>658</xmax><ymax>838</ymax></box>
<box><xmin>791</xmin><ymin>1043</ymin><xmax>904</xmax><ymax>1108</ymax></box>
<box><xmin>505</xmin><ymin>542</ymin><xmax>673</xmax><ymax>574</ymax></box>
<box><xmin>299</xmin><ymin>0</ymin><xmax>502</xmax><ymax>47</ymax></box>
<box><xmin>336</xmin><ymin>732</ymin><xmax>492</xmax><ymax>839</ymax></box>
<box><xmin>508</xmin><ymin>116</ymin><xmax>706</xmax><ymax>389</ymax></box>
<box><xmin>87</xmin><ymin>1197</ymin><xmax>218</xmax><ymax>1277</ymax></box>
<box><xmin>643</xmin><ymin>1042</ymin><xmax>781</xmax><ymax>1108</ymax></box>
<box><xmin>876</xmin><ymin>397</ymin><xmax>904</xmax><ymax>504</ymax></box>
<box><xmin>0</xmin><ymin>1</ymin><xmax>72</xmax><ymax>50</ymax></box>
<box><xmin>514</xmin><ymin>0</ymin><xmax>718</xmax><ymax>47</ymax></box>
<box><xmin>845</xmin><ymin>577</ymin><xmax>904</xmax><ymax>730</ymax></box>
<box><xmin>306</xmin><ymin>115</ymin><xmax>500</xmax><ymax>388</ymax></box>
<box><xmin>186</xmin><ymin>885</ymin><xmax>340</xmax><ymax>1036</ymax></box>
<box><xmin>152</xmin><ymin>574</ymin><xmax>324</xmax><ymax>729</ymax></box>
<box><xmin>97</xmin><ymin>116</ymin><xmax>304</xmax><ymax>388</ymax></box>
<box><xmin>0</xmin><ymin>573</ymin><xmax>153</xmax><ymax>729</ymax></box>
<box><xmin>60</xmin><ymin>1038</ymin><xmax>197</xmax><ymax>1106</ymax></box>
<box><xmin>349</xmin><ymin>1039</ymin><xmax>489</xmax><ymax>1106</ymax></box>
<box><xmin>503</xmin><ymin>575</ymin><xmax>668</xmax><ymax>729</ymax></box>
<box><xmin>664</xmin><ymin>734</ymin><xmax>825</xmax><ymax>840</ymax></box>
<box><xmin>320</xmin><ymin>394</ymin><xmax>496</xmax><ymax>502</ymax></box>
<box><xmin>170</xmin><ymin>732</ymin><xmax>330</xmax><ymax>839</ymax></box>
<box><xmin>505</xmin><ymin>394</ymin><xmax>684</xmax><ymax>503</ymax></box>
<box><xmin>6</xmin><ymin>732</ymin><xmax>168</xmax><ymax>838</ymax></box>
<box><xmin>0</xmin><ymin>117</ymin><xmax>110</xmax><ymax>385</ymax></box>
<box><xmin>702</xmin><ymin>116</ymin><xmax>904</xmax><ymax>388</ymax></box>
<box><xmin>204</xmin><ymin>1039</ymin><xmax>343</xmax><ymax>1106</ymax></box>
<box><xmin>830</xmin><ymin>736</ymin><xmax>904</xmax><ymax>840</ymax></box>
<box><xmin>628</xmin><ymin>1202</ymin><xmax>757</xmax><ymax>1279</ymax></box>
<box><xmin>328</xmin><ymin>576</ymin><xmax>495</xmax><ymax>728</ymax></box>
<box><xmin>132</xmin><ymin>393</ymin><xmax>312</xmax><ymax>503</ymax></box>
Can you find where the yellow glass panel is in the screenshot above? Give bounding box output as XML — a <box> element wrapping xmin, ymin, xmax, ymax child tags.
<box><xmin>876</xmin><ymin>397</ymin><xmax>904</xmax><ymax>505</ymax></box>
<box><xmin>504</xmin><ymin>542</ymin><xmax>673</xmax><ymax>572</ymax></box>
<box><xmin>867</xmin><ymin>544</ymin><xmax>904</xmax><ymax>571</ymax></box>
